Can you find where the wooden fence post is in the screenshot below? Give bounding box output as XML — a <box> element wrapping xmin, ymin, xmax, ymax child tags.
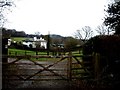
<box><xmin>93</xmin><ymin>53</ymin><xmax>100</xmax><ymax>87</ymax></box>
<box><xmin>9</xmin><ymin>51</ymin><xmax>11</xmax><ymax>55</ymax></box>
<box><xmin>2</xmin><ymin>38</ymin><xmax>8</xmax><ymax>63</ymax></box>
<box><xmin>36</xmin><ymin>50</ymin><xmax>38</xmax><ymax>60</ymax></box>
<box><xmin>15</xmin><ymin>52</ymin><xmax>17</xmax><ymax>56</ymax></box>
<box><xmin>25</xmin><ymin>50</ymin><xmax>27</xmax><ymax>55</ymax></box>
<box><xmin>67</xmin><ymin>51</ymin><xmax>72</xmax><ymax>81</ymax></box>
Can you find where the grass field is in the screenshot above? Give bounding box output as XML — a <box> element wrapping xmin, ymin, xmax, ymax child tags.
<box><xmin>8</xmin><ymin>48</ymin><xmax>81</xmax><ymax>55</ymax></box>
<box><xmin>8</xmin><ymin>48</ymin><xmax>48</xmax><ymax>55</ymax></box>
<box><xmin>8</xmin><ymin>48</ymin><xmax>48</xmax><ymax>61</ymax></box>
<box><xmin>8</xmin><ymin>48</ymin><xmax>82</xmax><ymax>61</ymax></box>
<box><xmin>11</xmin><ymin>37</ymin><xmax>32</xmax><ymax>42</ymax></box>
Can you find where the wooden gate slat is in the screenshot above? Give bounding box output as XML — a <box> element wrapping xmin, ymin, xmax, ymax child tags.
<box><xmin>27</xmin><ymin>58</ymin><xmax>67</xmax><ymax>80</ymax></box>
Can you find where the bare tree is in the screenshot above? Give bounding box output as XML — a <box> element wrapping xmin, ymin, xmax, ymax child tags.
<box><xmin>96</xmin><ymin>24</ymin><xmax>110</xmax><ymax>35</ymax></box>
<box><xmin>82</xmin><ymin>26</ymin><xmax>93</xmax><ymax>40</ymax></box>
<box><xmin>0</xmin><ymin>0</ymin><xmax>14</xmax><ymax>27</ymax></box>
<box><xmin>74</xmin><ymin>26</ymin><xmax>93</xmax><ymax>42</ymax></box>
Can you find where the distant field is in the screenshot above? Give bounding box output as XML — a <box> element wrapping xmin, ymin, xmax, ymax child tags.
<box><xmin>8</xmin><ymin>48</ymin><xmax>49</xmax><ymax>61</ymax></box>
<box><xmin>11</xmin><ymin>37</ymin><xmax>32</xmax><ymax>42</ymax></box>
<box><xmin>8</xmin><ymin>48</ymin><xmax>47</xmax><ymax>56</ymax></box>
<box><xmin>8</xmin><ymin>48</ymin><xmax>81</xmax><ymax>56</ymax></box>
<box><xmin>8</xmin><ymin>48</ymin><xmax>82</xmax><ymax>61</ymax></box>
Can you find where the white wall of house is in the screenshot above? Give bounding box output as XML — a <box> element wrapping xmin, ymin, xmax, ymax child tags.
<box><xmin>34</xmin><ymin>37</ymin><xmax>47</xmax><ymax>49</ymax></box>
<box><xmin>40</xmin><ymin>41</ymin><xmax>47</xmax><ymax>49</ymax></box>
<box><xmin>22</xmin><ymin>41</ymin><xmax>36</xmax><ymax>48</ymax></box>
<box><xmin>8</xmin><ymin>39</ymin><xmax>12</xmax><ymax>46</ymax></box>
<box><xmin>22</xmin><ymin>37</ymin><xmax>47</xmax><ymax>49</ymax></box>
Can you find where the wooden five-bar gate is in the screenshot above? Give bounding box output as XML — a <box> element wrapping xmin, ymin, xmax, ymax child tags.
<box><xmin>2</xmin><ymin>52</ymin><xmax>100</xmax><ymax>89</ymax></box>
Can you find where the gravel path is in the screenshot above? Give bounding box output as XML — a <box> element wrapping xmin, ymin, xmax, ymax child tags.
<box><xmin>3</xmin><ymin>58</ymin><xmax>80</xmax><ymax>89</ymax></box>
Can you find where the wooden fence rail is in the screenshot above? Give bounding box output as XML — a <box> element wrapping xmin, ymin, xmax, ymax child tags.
<box><xmin>2</xmin><ymin>52</ymin><xmax>101</xmax><ymax>89</ymax></box>
<box><xmin>2</xmin><ymin>53</ymin><xmax>95</xmax><ymax>79</ymax></box>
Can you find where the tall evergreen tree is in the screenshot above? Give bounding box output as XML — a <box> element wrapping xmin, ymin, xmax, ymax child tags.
<box><xmin>104</xmin><ymin>1</ymin><xmax>120</xmax><ymax>34</ymax></box>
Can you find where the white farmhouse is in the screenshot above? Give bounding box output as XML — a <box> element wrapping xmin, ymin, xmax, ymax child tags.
<box><xmin>33</xmin><ymin>37</ymin><xmax>47</xmax><ymax>49</ymax></box>
<box><xmin>22</xmin><ymin>40</ymin><xmax>36</xmax><ymax>48</ymax></box>
<box><xmin>22</xmin><ymin>37</ymin><xmax>47</xmax><ymax>49</ymax></box>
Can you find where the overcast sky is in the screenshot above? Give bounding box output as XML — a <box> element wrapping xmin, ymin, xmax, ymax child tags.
<box><xmin>5</xmin><ymin>0</ymin><xmax>114</xmax><ymax>36</ymax></box>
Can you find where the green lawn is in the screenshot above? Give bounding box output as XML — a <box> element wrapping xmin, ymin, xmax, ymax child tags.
<box><xmin>8</xmin><ymin>48</ymin><xmax>51</xmax><ymax>61</ymax></box>
<box><xmin>8</xmin><ymin>48</ymin><xmax>82</xmax><ymax>56</ymax></box>
<box><xmin>8</xmin><ymin>48</ymin><xmax>82</xmax><ymax>61</ymax></box>
<box><xmin>11</xmin><ymin>37</ymin><xmax>32</xmax><ymax>42</ymax></box>
<box><xmin>8</xmin><ymin>48</ymin><xmax>47</xmax><ymax>56</ymax></box>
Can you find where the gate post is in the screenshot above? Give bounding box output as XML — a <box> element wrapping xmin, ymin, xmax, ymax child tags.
<box><xmin>2</xmin><ymin>37</ymin><xmax>8</xmax><ymax>89</ymax></box>
<box><xmin>93</xmin><ymin>53</ymin><xmax>100</xmax><ymax>87</ymax></box>
<box><xmin>67</xmin><ymin>51</ymin><xmax>72</xmax><ymax>81</ymax></box>
<box><xmin>2</xmin><ymin>38</ymin><xmax>8</xmax><ymax>64</ymax></box>
<box><xmin>47</xmin><ymin>34</ymin><xmax>50</xmax><ymax>55</ymax></box>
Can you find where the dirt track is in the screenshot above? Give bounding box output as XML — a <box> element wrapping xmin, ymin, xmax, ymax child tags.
<box><xmin>3</xmin><ymin>58</ymin><xmax>80</xmax><ymax>89</ymax></box>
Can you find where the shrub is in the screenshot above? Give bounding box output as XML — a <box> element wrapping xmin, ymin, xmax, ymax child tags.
<box><xmin>82</xmin><ymin>35</ymin><xmax>120</xmax><ymax>86</ymax></box>
<box><xmin>83</xmin><ymin>35</ymin><xmax>120</xmax><ymax>60</ymax></box>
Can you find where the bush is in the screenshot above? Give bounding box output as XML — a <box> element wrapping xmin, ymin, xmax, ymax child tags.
<box><xmin>82</xmin><ymin>35</ymin><xmax>120</xmax><ymax>87</ymax></box>
<box><xmin>83</xmin><ymin>35</ymin><xmax>120</xmax><ymax>60</ymax></box>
